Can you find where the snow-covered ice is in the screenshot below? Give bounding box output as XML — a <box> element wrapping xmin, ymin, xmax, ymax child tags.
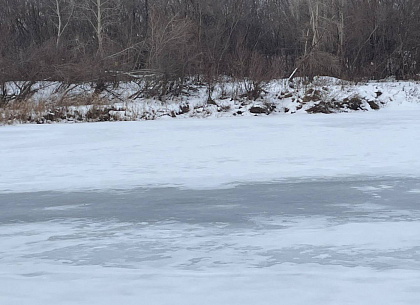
<box><xmin>1</xmin><ymin>102</ymin><xmax>420</xmax><ymax>193</ymax></box>
<box><xmin>1</xmin><ymin>98</ymin><xmax>420</xmax><ymax>304</ymax></box>
<box><xmin>1</xmin><ymin>180</ymin><xmax>420</xmax><ymax>305</ymax></box>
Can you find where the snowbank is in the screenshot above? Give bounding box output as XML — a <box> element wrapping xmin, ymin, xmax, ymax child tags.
<box><xmin>1</xmin><ymin>78</ymin><xmax>419</xmax><ymax>123</ymax></box>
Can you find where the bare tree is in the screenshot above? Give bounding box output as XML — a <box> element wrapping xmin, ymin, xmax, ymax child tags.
<box><xmin>76</xmin><ymin>0</ymin><xmax>122</xmax><ymax>57</ymax></box>
<box><xmin>0</xmin><ymin>0</ymin><xmax>419</xmax><ymax>84</ymax></box>
<box><xmin>50</xmin><ymin>0</ymin><xmax>75</xmax><ymax>47</ymax></box>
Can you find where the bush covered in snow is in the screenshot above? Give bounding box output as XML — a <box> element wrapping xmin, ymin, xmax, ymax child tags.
<box><xmin>0</xmin><ymin>77</ymin><xmax>419</xmax><ymax>125</ymax></box>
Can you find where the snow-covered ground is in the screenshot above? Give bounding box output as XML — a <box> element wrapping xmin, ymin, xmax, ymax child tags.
<box><xmin>1</xmin><ymin>93</ymin><xmax>420</xmax><ymax>304</ymax></box>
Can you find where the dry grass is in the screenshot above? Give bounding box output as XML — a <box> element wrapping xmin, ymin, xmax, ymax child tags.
<box><xmin>0</xmin><ymin>93</ymin><xmax>120</xmax><ymax>125</ymax></box>
<box><xmin>1</xmin><ymin>100</ymin><xmax>49</xmax><ymax>124</ymax></box>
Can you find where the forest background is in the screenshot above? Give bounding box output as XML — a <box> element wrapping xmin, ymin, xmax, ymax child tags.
<box><xmin>1</xmin><ymin>0</ymin><xmax>419</xmax><ymax>90</ymax></box>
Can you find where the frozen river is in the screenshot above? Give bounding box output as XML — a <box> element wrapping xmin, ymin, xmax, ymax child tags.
<box><xmin>1</xmin><ymin>177</ymin><xmax>420</xmax><ymax>304</ymax></box>
<box><xmin>2</xmin><ymin>91</ymin><xmax>420</xmax><ymax>304</ymax></box>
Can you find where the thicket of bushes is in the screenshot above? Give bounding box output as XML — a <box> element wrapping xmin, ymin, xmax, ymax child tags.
<box><xmin>1</xmin><ymin>0</ymin><xmax>419</xmax><ymax>103</ymax></box>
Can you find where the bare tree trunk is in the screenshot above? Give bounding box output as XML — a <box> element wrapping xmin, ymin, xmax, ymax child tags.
<box><xmin>309</xmin><ymin>0</ymin><xmax>320</xmax><ymax>47</ymax></box>
<box><xmin>144</xmin><ymin>0</ymin><xmax>149</xmax><ymax>38</ymax></box>
<box><xmin>56</xmin><ymin>0</ymin><xmax>62</xmax><ymax>47</ymax></box>
<box><xmin>337</xmin><ymin>0</ymin><xmax>345</xmax><ymax>57</ymax></box>
<box><xmin>53</xmin><ymin>0</ymin><xmax>74</xmax><ymax>48</ymax></box>
<box><xmin>96</xmin><ymin>0</ymin><xmax>104</xmax><ymax>57</ymax></box>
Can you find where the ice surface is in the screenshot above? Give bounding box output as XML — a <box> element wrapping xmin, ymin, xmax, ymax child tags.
<box><xmin>1</xmin><ymin>105</ymin><xmax>420</xmax><ymax>193</ymax></box>
<box><xmin>1</xmin><ymin>101</ymin><xmax>420</xmax><ymax>304</ymax></box>
<box><xmin>1</xmin><ymin>180</ymin><xmax>420</xmax><ymax>304</ymax></box>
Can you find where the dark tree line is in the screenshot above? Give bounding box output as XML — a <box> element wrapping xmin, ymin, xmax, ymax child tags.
<box><xmin>1</xmin><ymin>0</ymin><xmax>419</xmax><ymax>86</ymax></box>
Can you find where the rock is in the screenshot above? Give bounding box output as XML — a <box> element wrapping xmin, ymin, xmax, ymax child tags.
<box><xmin>179</xmin><ymin>103</ymin><xmax>190</xmax><ymax>114</ymax></box>
<box><xmin>218</xmin><ymin>104</ymin><xmax>231</xmax><ymax>112</ymax></box>
<box><xmin>267</xmin><ymin>103</ymin><xmax>276</xmax><ymax>111</ymax></box>
<box><xmin>333</xmin><ymin>101</ymin><xmax>345</xmax><ymax>109</ymax></box>
<box><xmin>368</xmin><ymin>100</ymin><xmax>380</xmax><ymax>110</ymax></box>
<box><xmin>348</xmin><ymin>97</ymin><xmax>363</xmax><ymax>110</ymax></box>
<box><xmin>86</xmin><ymin>107</ymin><xmax>111</xmax><ymax>121</ymax></box>
<box><xmin>302</xmin><ymin>89</ymin><xmax>322</xmax><ymax>103</ymax></box>
<box><xmin>249</xmin><ymin>105</ymin><xmax>268</xmax><ymax>114</ymax></box>
<box><xmin>333</xmin><ymin>96</ymin><xmax>365</xmax><ymax>111</ymax></box>
<box><xmin>249</xmin><ymin>102</ymin><xmax>276</xmax><ymax>115</ymax></box>
<box><xmin>306</xmin><ymin>102</ymin><xmax>332</xmax><ymax>114</ymax></box>
<box><xmin>44</xmin><ymin>113</ymin><xmax>55</xmax><ymax>121</ymax></box>
<box><xmin>313</xmin><ymin>90</ymin><xmax>322</xmax><ymax>100</ymax></box>
<box><xmin>302</xmin><ymin>95</ymin><xmax>313</xmax><ymax>103</ymax></box>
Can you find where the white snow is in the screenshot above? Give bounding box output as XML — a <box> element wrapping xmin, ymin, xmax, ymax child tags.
<box><xmin>1</xmin><ymin>101</ymin><xmax>420</xmax><ymax>193</ymax></box>
<box><xmin>1</xmin><ymin>212</ymin><xmax>420</xmax><ymax>305</ymax></box>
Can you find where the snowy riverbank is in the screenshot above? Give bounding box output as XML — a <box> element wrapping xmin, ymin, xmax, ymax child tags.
<box><xmin>1</xmin><ymin>78</ymin><xmax>419</xmax><ymax>124</ymax></box>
